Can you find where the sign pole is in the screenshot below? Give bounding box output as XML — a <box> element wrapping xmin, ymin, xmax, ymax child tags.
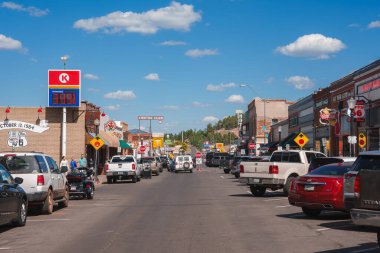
<box><xmin>61</xmin><ymin>57</ymin><xmax>67</xmax><ymax>158</ymax></box>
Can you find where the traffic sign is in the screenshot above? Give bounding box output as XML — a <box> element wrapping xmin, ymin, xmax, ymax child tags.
<box><xmin>353</xmin><ymin>100</ymin><xmax>366</xmax><ymax>122</ymax></box>
<box><xmin>348</xmin><ymin>136</ymin><xmax>357</xmax><ymax>144</ymax></box>
<box><xmin>195</xmin><ymin>152</ymin><xmax>202</xmax><ymax>158</ymax></box>
<box><xmin>358</xmin><ymin>132</ymin><xmax>366</xmax><ymax>148</ymax></box>
<box><xmin>138</xmin><ymin>145</ymin><xmax>146</xmax><ymax>153</ymax></box>
<box><xmin>294</xmin><ymin>132</ymin><xmax>309</xmax><ymax>148</ymax></box>
<box><xmin>249</xmin><ymin>143</ymin><xmax>255</xmax><ymax>149</ymax></box>
<box><xmin>90</xmin><ymin>136</ymin><xmax>105</xmax><ymax>150</ymax></box>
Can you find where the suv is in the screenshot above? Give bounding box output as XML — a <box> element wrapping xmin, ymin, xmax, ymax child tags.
<box><xmin>0</xmin><ymin>152</ymin><xmax>69</xmax><ymax>214</ymax></box>
<box><xmin>175</xmin><ymin>155</ymin><xmax>194</xmax><ymax>173</ymax></box>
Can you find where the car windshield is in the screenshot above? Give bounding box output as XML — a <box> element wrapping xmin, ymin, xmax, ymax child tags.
<box><xmin>308</xmin><ymin>163</ymin><xmax>352</xmax><ymax>176</ymax></box>
<box><xmin>111</xmin><ymin>157</ymin><xmax>134</xmax><ymax>163</ymax></box>
<box><xmin>350</xmin><ymin>155</ymin><xmax>380</xmax><ymax>171</ymax></box>
<box><xmin>0</xmin><ymin>156</ymin><xmax>41</xmax><ymax>174</ymax></box>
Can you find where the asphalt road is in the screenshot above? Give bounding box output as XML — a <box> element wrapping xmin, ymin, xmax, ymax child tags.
<box><xmin>0</xmin><ymin>166</ymin><xmax>379</xmax><ymax>253</ymax></box>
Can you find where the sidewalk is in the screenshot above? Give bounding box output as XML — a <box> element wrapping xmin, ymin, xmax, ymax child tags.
<box><xmin>95</xmin><ymin>175</ymin><xmax>107</xmax><ymax>186</ymax></box>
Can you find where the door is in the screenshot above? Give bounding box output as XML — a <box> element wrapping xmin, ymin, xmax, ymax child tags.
<box><xmin>36</xmin><ymin>155</ymin><xmax>59</xmax><ymax>198</ymax></box>
<box><xmin>46</xmin><ymin>156</ymin><xmax>64</xmax><ymax>196</ymax></box>
<box><xmin>0</xmin><ymin>166</ymin><xmax>18</xmax><ymax>222</ymax></box>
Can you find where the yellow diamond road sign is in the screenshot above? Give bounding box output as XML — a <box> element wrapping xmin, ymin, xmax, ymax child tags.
<box><xmin>294</xmin><ymin>132</ymin><xmax>309</xmax><ymax>148</ymax></box>
<box><xmin>90</xmin><ymin>135</ymin><xmax>105</xmax><ymax>150</ymax></box>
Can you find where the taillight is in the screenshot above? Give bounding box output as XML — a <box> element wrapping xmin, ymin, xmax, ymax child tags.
<box><xmin>37</xmin><ymin>175</ymin><xmax>45</xmax><ymax>186</ymax></box>
<box><xmin>85</xmin><ymin>184</ymin><xmax>91</xmax><ymax>188</ymax></box>
<box><xmin>290</xmin><ymin>179</ymin><xmax>296</xmax><ymax>192</ymax></box>
<box><xmin>132</xmin><ymin>163</ymin><xmax>136</xmax><ymax>170</ymax></box>
<box><xmin>240</xmin><ymin>164</ymin><xmax>244</xmax><ymax>173</ymax></box>
<box><xmin>269</xmin><ymin>165</ymin><xmax>279</xmax><ymax>174</ymax></box>
<box><xmin>105</xmin><ymin>163</ymin><xmax>109</xmax><ymax>172</ymax></box>
<box><xmin>354</xmin><ymin>174</ymin><xmax>360</xmax><ymax>197</ymax></box>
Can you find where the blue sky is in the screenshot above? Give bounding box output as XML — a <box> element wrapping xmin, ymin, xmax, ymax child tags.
<box><xmin>1</xmin><ymin>0</ymin><xmax>380</xmax><ymax>133</ymax></box>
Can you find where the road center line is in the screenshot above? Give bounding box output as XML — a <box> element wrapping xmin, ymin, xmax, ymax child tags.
<box><xmin>220</xmin><ymin>176</ymin><xmax>225</xmax><ymax>179</ymax></box>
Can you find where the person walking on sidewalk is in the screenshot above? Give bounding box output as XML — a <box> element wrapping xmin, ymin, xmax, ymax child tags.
<box><xmin>78</xmin><ymin>154</ymin><xmax>88</xmax><ymax>168</ymax></box>
<box><xmin>60</xmin><ymin>156</ymin><xmax>69</xmax><ymax>174</ymax></box>
<box><xmin>70</xmin><ymin>157</ymin><xmax>77</xmax><ymax>170</ymax></box>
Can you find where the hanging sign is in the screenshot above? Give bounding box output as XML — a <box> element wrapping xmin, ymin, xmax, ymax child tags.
<box><xmin>353</xmin><ymin>100</ymin><xmax>365</xmax><ymax>122</ymax></box>
<box><xmin>0</xmin><ymin>120</ymin><xmax>49</xmax><ymax>133</ymax></box>
<box><xmin>319</xmin><ymin>107</ymin><xmax>337</xmax><ymax>126</ymax></box>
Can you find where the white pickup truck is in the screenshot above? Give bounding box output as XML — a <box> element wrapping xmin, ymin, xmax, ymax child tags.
<box><xmin>239</xmin><ymin>150</ymin><xmax>326</xmax><ymax>196</ymax></box>
<box><xmin>105</xmin><ymin>155</ymin><xmax>141</xmax><ymax>184</ymax></box>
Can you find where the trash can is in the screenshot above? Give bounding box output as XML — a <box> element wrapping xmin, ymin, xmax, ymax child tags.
<box><xmin>142</xmin><ymin>163</ymin><xmax>152</xmax><ymax>179</ymax></box>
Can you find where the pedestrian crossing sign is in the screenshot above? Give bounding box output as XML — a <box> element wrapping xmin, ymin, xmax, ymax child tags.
<box><xmin>90</xmin><ymin>135</ymin><xmax>105</xmax><ymax>150</ymax></box>
<box><xmin>294</xmin><ymin>132</ymin><xmax>309</xmax><ymax>148</ymax></box>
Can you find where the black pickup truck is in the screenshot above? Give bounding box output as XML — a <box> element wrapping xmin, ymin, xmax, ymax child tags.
<box><xmin>346</xmin><ymin>151</ymin><xmax>380</xmax><ymax>246</ymax></box>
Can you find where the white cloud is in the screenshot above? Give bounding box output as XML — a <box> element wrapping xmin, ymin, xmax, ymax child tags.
<box><xmin>185</xmin><ymin>48</ymin><xmax>219</xmax><ymax>58</ymax></box>
<box><xmin>202</xmin><ymin>116</ymin><xmax>219</xmax><ymax>122</ymax></box>
<box><xmin>104</xmin><ymin>104</ymin><xmax>121</xmax><ymax>111</ymax></box>
<box><xmin>73</xmin><ymin>1</ymin><xmax>201</xmax><ymax>34</ymax></box>
<box><xmin>144</xmin><ymin>73</ymin><xmax>160</xmax><ymax>81</ymax></box>
<box><xmin>265</xmin><ymin>77</ymin><xmax>275</xmax><ymax>85</ymax></box>
<box><xmin>192</xmin><ymin>101</ymin><xmax>209</xmax><ymax>107</ymax></box>
<box><xmin>225</xmin><ymin>95</ymin><xmax>245</xmax><ymax>104</ymax></box>
<box><xmin>160</xmin><ymin>40</ymin><xmax>187</xmax><ymax>46</ymax></box>
<box><xmin>348</xmin><ymin>23</ymin><xmax>360</xmax><ymax>28</ymax></box>
<box><xmin>286</xmin><ymin>76</ymin><xmax>315</xmax><ymax>90</ymax></box>
<box><xmin>104</xmin><ymin>90</ymin><xmax>136</xmax><ymax>101</ymax></box>
<box><xmin>162</xmin><ymin>105</ymin><xmax>179</xmax><ymax>110</ymax></box>
<box><xmin>1</xmin><ymin>1</ymin><xmax>49</xmax><ymax>16</ymax></box>
<box><xmin>0</xmin><ymin>34</ymin><xmax>22</xmax><ymax>50</ymax></box>
<box><xmin>206</xmin><ymin>82</ymin><xmax>238</xmax><ymax>92</ymax></box>
<box><xmin>276</xmin><ymin>34</ymin><xmax>346</xmax><ymax>59</ymax></box>
<box><xmin>368</xmin><ymin>21</ymin><xmax>380</xmax><ymax>29</ymax></box>
<box><xmin>84</xmin><ymin>73</ymin><xmax>99</xmax><ymax>80</ymax></box>
<box><xmin>87</xmin><ymin>88</ymin><xmax>100</xmax><ymax>92</ymax></box>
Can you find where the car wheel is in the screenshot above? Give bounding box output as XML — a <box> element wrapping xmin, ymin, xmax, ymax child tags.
<box><xmin>132</xmin><ymin>176</ymin><xmax>137</xmax><ymax>183</ymax></box>
<box><xmin>190</xmin><ymin>169</ymin><xmax>193</xmax><ymax>173</ymax></box>
<box><xmin>175</xmin><ymin>170</ymin><xmax>178</xmax><ymax>173</ymax></box>
<box><xmin>107</xmin><ymin>177</ymin><xmax>113</xmax><ymax>184</ymax></box>
<box><xmin>58</xmin><ymin>185</ymin><xmax>69</xmax><ymax>208</ymax></box>
<box><xmin>86</xmin><ymin>186</ymin><xmax>94</xmax><ymax>200</ymax></box>
<box><xmin>223</xmin><ymin>169</ymin><xmax>230</xmax><ymax>174</ymax></box>
<box><xmin>13</xmin><ymin>198</ymin><xmax>27</xmax><ymax>227</ymax></box>
<box><xmin>284</xmin><ymin>175</ymin><xmax>297</xmax><ymax>196</ymax></box>
<box><xmin>234</xmin><ymin>172</ymin><xmax>240</xmax><ymax>179</ymax></box>
<box><xmin>250</xmin><ymin>186</ymin><xmax>266</xmax><ymax>197</ymax></box>
<box><xmin>113</xmin><ymin>177</ymin><xmax>117</xmax><ymax>183</ymax></box>
<box><xmin>302</xmin><ymin>207</ymin><xmax>321</xmax><ymax>218</ymax></box>
<box><xmin>42</xmin><ymin>189</ymin><xmax>54</xmax><ymax>214</ymax></box>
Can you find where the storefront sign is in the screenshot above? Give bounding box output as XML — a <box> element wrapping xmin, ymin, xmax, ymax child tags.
<box><xmin>105</xmin><ymin>120</ymin><xmax>116</xmax><ymax>131</ymax></box>
<box><xmin>0</xmin><ymin>120</ymin><xmax>49</xmax><ymax>133</ymax></box>
<box><xmin>319</xmin><ymin>107</ymin><xmax>336</xmax><ymax>125</ymax></box>
<box><xmin>358</xmin><ymin>78</ymin><xmax>380</xmax><ymax>94</ymax></box>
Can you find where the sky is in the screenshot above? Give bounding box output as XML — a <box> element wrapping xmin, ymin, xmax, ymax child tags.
<box><xmin>1</xmin><ymin>0</ymin><xmax>380</xmax><ymax>133</ymax></box>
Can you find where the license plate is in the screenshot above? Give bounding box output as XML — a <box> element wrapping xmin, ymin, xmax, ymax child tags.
<box><xmin>118</xmin><ymin>172</ymin><xmax>124</xmax><ymax>175</ymax></box>
<box><xmin>118</xmin><ymin>164</ymin><xmax>122</xmax><ymax>168</ymax></box>
<box><xmin>304</xmin><ymin>185</ymin><xmax>315</xmax><ymax>191</ymax></box>
<box><xmin>249</xmin><ymin>178</ymin><xmax>260</xmax><ymax>184</ymax></box>
<box><xmin>70</xmin><ymin>186</ymin><xmax>77</xmax><ymax>191</ymax></box>
<box><xmin>128</xmin><ymin>172</ymin><xmax>134</xmax><ymax>175</ymax></box>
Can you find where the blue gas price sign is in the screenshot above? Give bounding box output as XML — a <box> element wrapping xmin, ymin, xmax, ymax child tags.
<box><xmin>48</xmin><ymin>89</ymin><xmax>80</xmax><ymax>107</ymax></box>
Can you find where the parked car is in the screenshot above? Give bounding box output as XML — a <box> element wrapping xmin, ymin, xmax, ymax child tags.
<box><xmin>138</xmin><ymin>157</ymin><xmax>160</xmax><ymax>176</ymax></box>
<box><xmin>174</xmin><ymin>155</ymin><xmax>194</xmax><ymax>173</ymax></box>
<box><xmin>0</xmin><ymin>164</ymin><xmax>27</xmax><ymax>227</ymax></box>
<box><xmin>0</xmin><ymin>152</ymin><xmax>69</xmax><ymax>214</ymax></box>
<box><xmin>160</xmin><ymin>156</ymin><xmax>169</xmax><ymax>169</ymax></box>
<box><xmin>345</xmin><ymin>151</ymin><xmax>380</xmax><ymax>246</ymax></box>
<box><xmin>231</xmin><ymin>156</ymin><xmax>269</xmax><ymax>178</ymax></box>
<box><xmin>106</xmin><ymin>155</ymin><xmax>141</xmax><ymax>183</ymax></box>
<box><xmin>308</xmin><ymin>157</ymin><xmax>357</xmax><ymax>173</ymax></box>
<box><xmin>220</xmin><ymin>155</ymin><xmax>234</xmax><ymax>173</ymax></box>
<box><xmin>239</xmin><ymin>150</ymin><xmax>326</xmax><ymax>196</ymax></box>
<box><xmin>288</xmin><ymin>162</ymin><xmax>353</xmax><ymax>217</ymax></box>
<box><xmin>155</xmin><ymin>156</ymin><xmax>164</xmax><ymax>172</ymax></box>
<box><xmin>205</xmin><ymin>152</ymin><xmax>214</xmax><ymax>167</ymax></box>
<box><xmin>211</xmin><ymin>153</ymin><xmax>230</xmax><ymax>167</ymax></box>
<box><xmin>66</xmin><ymin>167</ymin><xmax>95</xmax><ymax>199</ymax></box>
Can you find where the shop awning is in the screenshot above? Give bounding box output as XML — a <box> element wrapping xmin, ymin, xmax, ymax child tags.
<box><xmin>119</xmin><ymin>139</ymin><xmax>132</xmax><ymax>149</ymax></box>
<box><xmin>99</xmin><ymin>130</ymin><xmax>119</xmax><ymax>147</ymax></box>
<box><xmin>279</xmin><ymin>133</ymin><xmax>298</xmax><ymax>148</ymax></box>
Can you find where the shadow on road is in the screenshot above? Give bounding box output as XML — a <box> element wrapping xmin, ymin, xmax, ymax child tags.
<box><xmin>314</xmin><ymin>242</ymin><xmax>378</xmax><ymax>253</ymax></box>
<box><xmin>0</xmin><ymin>225</ymin><xmax>15</xmax><ymax>233</ymax></box>
<box><xmin>277</xmin><ymin>211</ymin><xmax>350</xmax><ymax>221</ymax></box>
<box><xmin>229</xmin><ymin>193</ymin><xmax>253</xmax><ymax>198</ymax></box>
<box><xmin>318</xmin><ymin>220</ymin><xmax>379</xmax><ymax>234</ymax></box>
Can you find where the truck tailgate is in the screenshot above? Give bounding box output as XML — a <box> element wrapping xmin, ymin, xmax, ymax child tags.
<box><xmin>108</xmin><ymin>163</ymin><xmax>133</xmax><ymax>172</ymax></box>
<box><xmin>240</xmin><ymin>161</ymin><xmax>273</xmax><ymax>175</ymax></box>
<box><xmin>356</xmin><ymin>169</ymin><xmax>380</xmax><ymax>210</ymax></box>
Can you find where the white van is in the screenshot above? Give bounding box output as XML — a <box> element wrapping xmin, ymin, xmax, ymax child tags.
<box><xmin>175</xmin><ymin>155</ymin><xmax>194</xmax><ymax>173</ymax></box>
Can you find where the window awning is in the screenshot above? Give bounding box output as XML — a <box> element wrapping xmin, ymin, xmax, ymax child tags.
<box><xmin>119</xmin><ymin>139</ymin><xmax>132</xmax><ymax>149</ymax></box>
<box><xmin>99</xmin><ymin>130</ymin><xmax>119</xmax><ymax>147</ymax></box>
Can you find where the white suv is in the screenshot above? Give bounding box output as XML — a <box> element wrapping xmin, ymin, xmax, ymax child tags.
<box><xmin>175</xmin><ymin>155</ymin><xmax>194</xmax><ymax>173</ymax></box>
<box><xmin>0</xmin><ymin>152</ymin><xmax>69</xmax><ymax>214</ymax></box>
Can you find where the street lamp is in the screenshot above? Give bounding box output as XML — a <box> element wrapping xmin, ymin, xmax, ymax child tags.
<box><xmin>94</xmin><ymin>118</ymin><xmax>100</xmax><ymax>179</ymax></box>
<box><xmin>278</xmin><ymin>126</ymin><xmax>282</xmax><ymax>142</ymax></box>
<box><xmin>240</xmin><ymin>84</ymin><xmax>267</xmax><ymax>145</ymax></box>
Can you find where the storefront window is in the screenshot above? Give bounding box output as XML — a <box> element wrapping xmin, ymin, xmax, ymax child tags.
<box><xmin>368</xmin><ymin>128</ymin><xmax>380</xmax><ymax>151</ymax></box>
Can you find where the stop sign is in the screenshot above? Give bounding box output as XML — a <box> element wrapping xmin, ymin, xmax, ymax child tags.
<box><xmin>139</xmin><ymin>146</ymin><xmax>146</xmax><ymax>153</ymax></box>
<box><xmin>249</xmin><ymin>143</ymin><xmax>255</xmax><ymax>149</ymax></box>
<box><xmin>195</xmin><ymin>152</ymin><xmax>202</xmax><ymax>158</ymax></box>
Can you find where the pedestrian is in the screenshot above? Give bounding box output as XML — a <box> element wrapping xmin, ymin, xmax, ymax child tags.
<box><xmin>70</xmin><ymin>157</ymin><xmax>77</xmax><ymax>170</ymax></box>
<box><xmin>88</xmin><ymin>158</ymin><xmax>94</xmax><ymax>169</ymax></box>
<box><xmin>78</xmin><ymin>154</ymin><xmax>88</xmax><ymax>168</ymax></box>
<box><xmin>60</xmin><ymin>156</ymin><xmax>69</xmax><ymax>174</ymax></box>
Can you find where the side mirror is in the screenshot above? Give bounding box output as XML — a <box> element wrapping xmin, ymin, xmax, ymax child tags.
<box><xmin>61</xmin><ymin>167</ymin><xmax>68</xmax><ymax>173</ymax></box>
<box><xmin>14</xmin><ymin>177</ymin><xmax>23</xmax><ymax>185</ymax></box>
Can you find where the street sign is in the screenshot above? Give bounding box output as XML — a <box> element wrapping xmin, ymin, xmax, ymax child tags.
<box><xmin>216</xmin><ymin>143</ymin><xmax>224</xmax><ymax>149</ymax></box>
<box><xmin>294</xmin><ymin>132</ymin><xmax>309</xmax><ymax>148</ymax></box>
<box><xmin>353</xmin><ymin>100</ymin><xmax>365</xmax><ymax>122</ymax></box>
<box><xmin>196</xmin><ymin>158</ymin><xmax>202</xmax><ymax>165</ymax></box>
<box><xmin>195</xmin><ymin>152</ymin><xmax>202</xmax><ymax>158</ymax></box>
<box><xmin>249</xmin><ymin>143</ymin><xmax>255</xmax><ymax>149</ymax></box>
<box><xmin>348</xmin><ymin>136</ymin><xmax>357</xmax><ymax>144</ymax></box>
<box><xmin>90</xmin><ymin>136</ymin><xmax>105</xmax><ymax>150</ymax></box>
<box><xmin>358</xmin><ymin>132</ymin><xmax>366</xmax><ymax>148</ymax></box>
<box><xmin>48</xmin><ymin>69</ymin><xmax>81</xmax><ymax>107</ymax></box>
<box><xmin>138</xmin><ymin>145</ymin><xmax>146</xmax><ymax>153</ymax></box>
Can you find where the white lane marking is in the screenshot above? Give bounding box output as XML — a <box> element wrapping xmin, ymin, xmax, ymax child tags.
<box><xmin>316</xmin><ymin>228</ymin><xmax>331</xmax><ymax>232</ymax></box>
<box><xmin>0</xmin><ymin>248</ymin><xmax>11</xmax><ymax>250</ymax></box>
<box><xmin>352</xmin><ymin>247</ymin><xmax>379</xmax><ymax>253</ymax></box>
<box><xmin>220</xmin><ymin>176</ymin><xmax>225</xmax><ymax>179</ymax></box>
<box><xmin>28</xmin><ymin>219</ymin><xmax>71</xmax><ymax>222</ymax></box>
<box><xmin>315</xmin><ymin>224</ymin><xmax>353</xmax><ymax>232</ymax></box>
<box><xmin>246</xmin><ymin>191</ymin><xmax>253</xmax><ymax>195</ymax></box>
<box><xmin>275</xmin><ymin>205</ymin><xmax>292</xmax><ymax>208</ymax></box>
<box><xmin>264</xmin><ymin>198</ymin><xmax>285</xmax><ymax>202</ymax></box>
